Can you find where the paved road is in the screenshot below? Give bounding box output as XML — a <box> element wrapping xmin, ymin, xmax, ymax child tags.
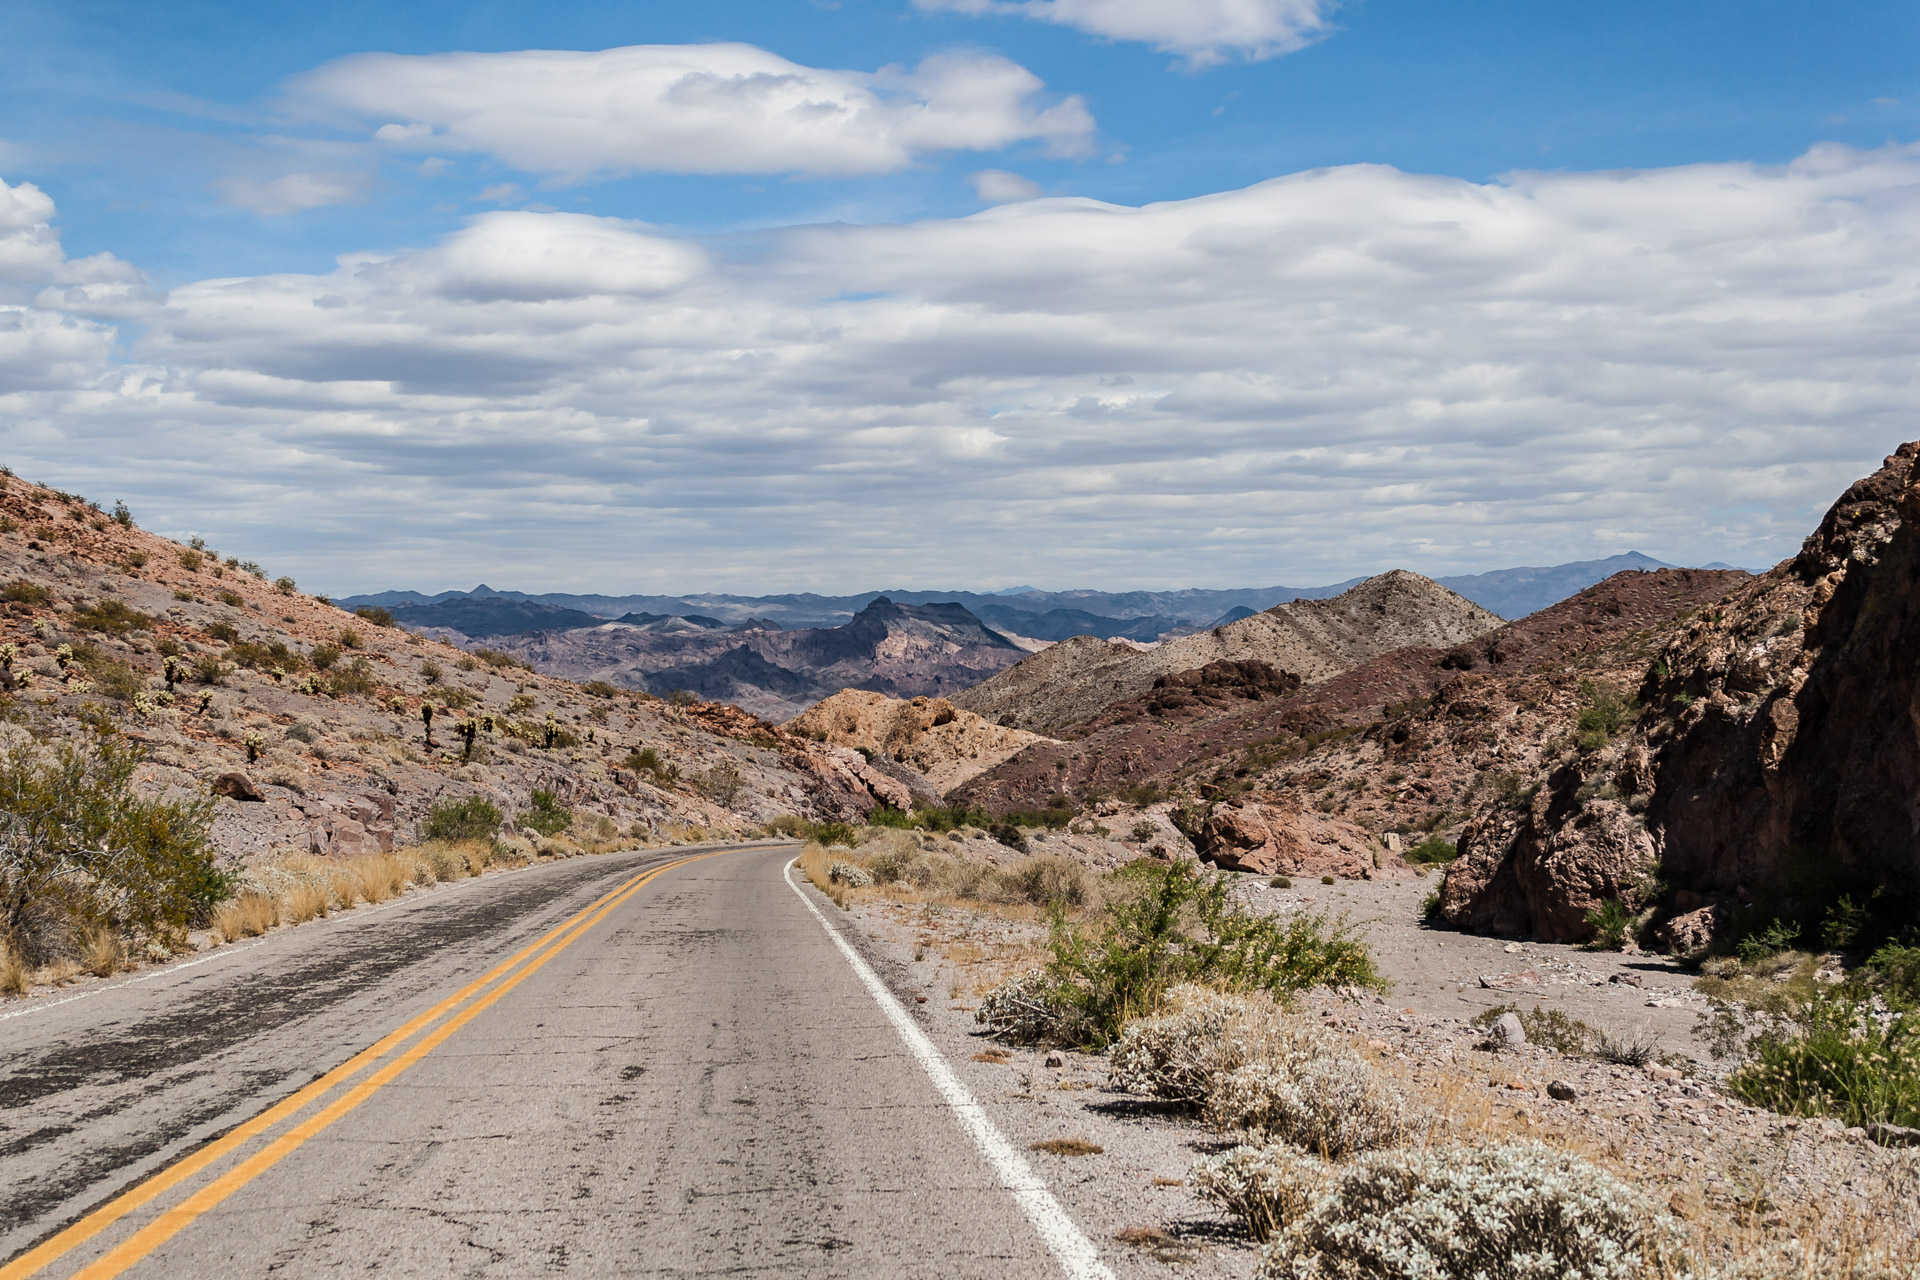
<box><xmin>1</xmin><ymin>844</ymin><xmax>1109</xmax><ymax>1279</ymax></box>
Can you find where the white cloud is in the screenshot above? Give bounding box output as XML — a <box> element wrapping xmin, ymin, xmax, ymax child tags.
<box><xmin>917</xmin><ymin>0</ymin><xmax>1336</xmax><ymax>66</ymax></box>
<box><xmin>969</xmin><ymin>169</ymin><xmax>1042</xmax><ymax>202</ymax></box>
<box><xmin>286</xmin><ymin>43</ymin><xmax>1095</xmax><ymax>180</ymax></box>
<box><xmin>10</xmin><ymin>144</ymin><xmax>1920</xmax><ymax>592</ymax></box>
<box><xmin>215</xmin><ymin>171</ymin><xmax>371</xmax><ymax>215</ymax></box>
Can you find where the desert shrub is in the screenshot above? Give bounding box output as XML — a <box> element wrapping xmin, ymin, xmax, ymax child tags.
<box><xmin>71</xmin><ymin>598</ymin><xmax>154</xmax><ymax>635</ymax></box>
<box><xmin>420</xmin><ymin>659</ymin><xmax>442</xmax><ymax>685</ymax></box>
<box><xmin>178</xmin><ymin>549</ymin><xmax>203</xmax><ymax>572</ymax></box>
<box><xmin>353</xmin><ymin>606</ymin><xmax>394</xmax><ymax>627</ymax></box>
<box><xmin>337</xmin><ymin>626</ymin><xmax>363</xmax><ymax>649</ymax></box>
<box><xmin>977</xmin><ymin>968</ymin><xmax>1080</xmax><ymax>1043</ymax></box>
<box><xmin>1404</xmin><ymin>836</ymin><xmax>1456</xmax><ymax>865</ymax></box>
<box><xmin>665</xmin><ymin>689</ymin><xmax>698</xmax><ymax>708</ymax></box>
<box><xmin>697</xmin><ymin>763</ymin><xmax>744</xmax><ymax>806</ymax></box>
<box><xmin>229</xmin><ymin>638</ymin><xmax>300</xmax><ymax>672</ymax></box>
<box><xmin>472</xmin><ymin>647</ymin><xmax>522</xmax><ymax>669</ymax></box>
<box><xmin>421</xmin><ymin>795</ymin><xmax>502</xmax><ymax>843</ymax></box>
<box><xmin>217</xmin><ymin>590</ymin><xmax>245</xmax><ymax>608</ymax></box>
<box><xmin>582</xmin><ymin>680</ymin><xmax>620</xmax><ymax>698</ymax></box>
<box><xmin>274</xmin><ymin>576</ymin><xmax>296</xmax><ymax>595</ymax></box>
<box><xmin>829</xmin><ymin>860</ymin><xmax>873</xmax><ymax>888</ymax></box>
<box><xmin>623</xmin><ymin>747</ymin><xmax>678</xmax><ymax>785</ymax></box>
<box><xmin>190</xmin><ymin>654</ymin><xmax>230</xmax><ymax>685</ymax></box>
<box><xmin>0</xmin><ymin>730</ymin><xmax>225</xmax><ymax>961</ymax></box>
<box><xmin>1003</xmin><ymin>855</ymin><xmax>1093</xmax><ymax>908</ymax></box>
<box><xmin>519</xmin><ymin>789</ymin><xmax>572</xmax><ymax>837</ymax></box>
<box><xmin>1108</xmin><ymin>986</ymin><xmax>1325</xmax><ymax>1105</ymax></box>
<box><xmin>1721</xmin><ymin>985</ymin><xmax>1920</xmax><ymax>1129</ymax></box>
<box><xmin>1471</xmin><ymin>1004</ymin><xmax>1596</xmax><ymax>1055</ymax></box>
<box><xmin>308</xmin><ymin>643</ymin><xmax>341</xmax><ymax>670</ymax></box>
<box><xmin>1256</xmin><ymin>1142</ymin><xmax>1678</xmax><ymax>1280</ymax></box>
<box><xmin>1585</xmin><ymin>897</ymin><xmax>1634</xmax><ymax>950</ymax></box>
<box><xmin>325</xmin><ymin>657</ymin><xmax>378</xmax><ymax>698</ymax></box>
<box><xmin>867</xmin><ymin>804</ymin><xmax>914</xmax><ymax>829</ymax></box>
<box><xmin>992</xmin><ymin>863</ymin><xmax>1380</xmax><ymax>1047</ymax></box>
<box><xmin>1575</xmin><ymin>681</ymin><xmax>1640</xmax><ymax>753</ymax></box>
<box><xmin>3</xmin><ymin>580</ymin><xmax>51</xmax><ymax>606</ymax></box>
<box><xmin>1594</xmin><ymin>1029</ymin><xmax>1660</xmax><ymax>1068</ymax></box>
<box><xmin>420</xmin><ymin>842</ymin><xmax>468</xmax><ymax>882</ymax></box>
<box><xmin>1736</xmin><ymin>916</ymin><xmax>1803</xmax><ymax>964</ymax></box>
<box><xmin>76</xmin><ymin>651</ymin><xmax>146</xmax><ymax>703</ymax></box>
<box><xmin>109</xmin><ymin>500</ymin><xmax>133</xmax><ymax>528</ymax></box>
<box><xmin>1190</xmin><ymin>1143</ymin><xmax>1327</xmax><ymax>1243</ymax></box>
<box><xmin>0</xmin><ymin>936</ymin><xmax>27</xmax><ymax>996</ymax></box>
<box><xmin>1210</xmin><ymin>1054</ymin><xmax>1418</xmax><ymax>1156</ymax></box>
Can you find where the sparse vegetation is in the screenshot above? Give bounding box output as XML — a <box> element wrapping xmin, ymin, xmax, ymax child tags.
<box><xmin>518</xmin><ymin>789</ymin><xmax>573</xmax><ymax>837</ymax></box>
<box><xmin>1575</xmin><ymin>680</ymin><xmax>1639</xmax><ymax>753</ymax></box>
<box><xmin>421</xmin><ymin>795</ymin><xmax>503</xmax><ymax>844</ymax></box>
<box><xmin>1403</xmin><ymin>835</ymin><xmax>1456</xmax><ymax>865</ymax></box>
<box><xmin>1584</xmin><ymin>897</ymin><xmax>1633</xmax><ymax>950</ymax></box>
<box><xmin>353</xmin><ymin>606</ymin><xmax>394</xmax><ymax>628</ymax></box>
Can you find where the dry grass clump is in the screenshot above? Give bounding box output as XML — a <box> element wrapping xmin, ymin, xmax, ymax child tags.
<box><xmin>81</xmin><ymin>926</ymin><xmax>126</xmax><ymax>977</ymax></box>
<box><xmin>1110</xmin><ymin>985</ymin><xmax>1423</xmax><ymax>1156</ymax></box>
<box><xmin>807</xmin><ymin>830</ymin><xmax>1100</xmax><ymax>916</ymax></box>
<box><xmin>1</xmin><ymin>937</ymin><xmax>30</xmax><ymax>996</ymax></box>
<box><xmin>212</xmin><ymin>891</ymin><xmax>279</xmax><ymax>942</ymax></box>
<box><xmin>1029</xmin><ymin>1137</ymin><xmax>1103</xmax><ymax>1156</ymax></box>
<box><xmin>797</xmin><ymin>842</ymin><xmax>850</xmax><ymax>908</ymax></box>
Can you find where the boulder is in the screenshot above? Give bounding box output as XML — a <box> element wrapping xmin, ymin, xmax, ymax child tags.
<box><xmin>1195</xmin><ymin>799</ymin><xmax>1403</xmax><ymax>879</ymax></box>
<box><xmin>211</xmin><ymin>772</ymin><xmax>265</xmax><ymax>802</ymax></box>
<box><xmin>1486</xmin><ymin>1012</ymin><xmax>1527</xmax><ymax>1049</ymax></box>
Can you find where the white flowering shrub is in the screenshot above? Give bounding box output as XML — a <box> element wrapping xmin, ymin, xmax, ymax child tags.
<box><xmin>1258</xmin><ymin>1141</ymin><xmax>1680</xmax><ymax>1280</ymax></box>
<box><xmin>1109</xmin><ymin>985</ymin><xmax>1339</xmax><ymax>1105</ymax></box>
<box><xmin>1190</xmin><ymin>1142</ymin><xmax>1328</xmax><ymax>1242</ymax></box>
<box><xmin>827</xmin><ymin>860</ymin><xmax>872</xmax><ymax>888</ymax></box>
<box><xmin>977</xmin><ymin>967</ymin><xmax>1082</xmax><ymax>1043</ymax></box>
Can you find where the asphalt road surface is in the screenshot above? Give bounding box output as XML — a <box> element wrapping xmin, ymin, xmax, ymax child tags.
<box><xmin>1</xmin><ymin>844</ymin><xmax>1112</xmax><ymax>1279</ymax></box>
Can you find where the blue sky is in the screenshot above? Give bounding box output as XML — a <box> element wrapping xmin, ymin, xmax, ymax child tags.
<box><xmin>2</xmin><ymin>1</ymin><xmax>1918</xmax><ymax>593</ymax></box>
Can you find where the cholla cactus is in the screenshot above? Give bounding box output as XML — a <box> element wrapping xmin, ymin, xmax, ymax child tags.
<box><xmin>132</xmin><ymin>691</ymin><xmax>157</xmax><ymax>717</ymax></box>
<box><xmin>0</xmin><ymin>642</ymin><xmax>16</xmax><ymax>668</ymax></box>
<box><xmin>66</xmin><ymin>678</ymin><xmax>95</xmax><ymax>694</ymax></box>
<box><xmin>162</xmin><ymin>654</ymin><xmax>184</xmax><ymax>688</ymax></box>
<box><xmin>389</xmin><ymin>695</ymin><xmax>407</xmax><ymax>715</ymax></box>
<box><xmin>14</xmin><ymin>668</ymin><xmax>33</xmax><ymax>688</ymax></box>
<box><xmin>297</xmin><ymin>673</ymin><xmax>323</xmax><ymax>696</ymax></box>
<box><xmin>1257</xmin><ymin>1141</ymin><xmax>1682</xmax><ymax>1280</ymax></box>
<box><xmin>54</xmin><ymin>642</ymin><xmax>73</xmax><ymax>667</ymax></box>
<box><xmin>154</xmin><ymin>689</ymin><xmax>175</xmax><ymax>707</ymax></box>
<box><xmin>197</xmin><ymin>690</ymin><xmax>214</xmax><ymax>714</ymax></box>
<box><xmin>31</xmin><ymin>617</ymin><xmax>51</xmax><ymax>638</ymax></box>
<box><xmin>243</xmin><ymin>730</ymin><xmax>264</xmax><ymax>763</ymax></box>
<box><xmin>267</xmin><ymin>666</ymin><xmax>285</xmax><ymax>683</ymax></box>
<box><xmin>1191</xmin><ymin>1144</ymin><xmax>1328</xmax><ymax>1242</ymax></box>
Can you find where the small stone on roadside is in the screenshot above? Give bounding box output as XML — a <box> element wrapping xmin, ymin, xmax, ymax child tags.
<box><xmin>1043</xmin><ymin>1051</ymin><xmax>1064</xmax><ymax>1068</ymax></box>
<box><xmin>1548</xmin><ymin>1080</ymin><xmax>1578</xmax><ymax>1101</ymax></box>
<box><xmin>1487</xmin><ymin>1012</ymin><xmax>1527</xmax><ymax>1049</ymax></box>
<box><xmin>1608</xmin><ymin>972</ymin><xmax>1644</xmax><ymax>987</ymax></box>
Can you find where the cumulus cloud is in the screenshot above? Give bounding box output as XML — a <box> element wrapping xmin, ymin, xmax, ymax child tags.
<box><xmin>215</xmin><ymin>171</ymin><xmax>371</xmax><ymax>215</ymax></box>
<box><xmin>969</xmin><ymin>169</ymin><xmax>1042</xmax><ymax>202</ymax></box>
<box><xmin>0</xmin><ymin>175</ymin><xmax>145</xmax><ymax>325</ymax></box>
<box><xmin>9</xmin><ymin>145</ymin><xmax>1920</xmax><ymax>591</ymax></box>
<box><xmin>917</xmin><ymin>0</ymin><xmax>1336</xmax><ymax>66</ymax></box>
<box><xmin>286</xmin><ymin>43</ymin><xmax>1096</xmax><ymax>179</ymax></box>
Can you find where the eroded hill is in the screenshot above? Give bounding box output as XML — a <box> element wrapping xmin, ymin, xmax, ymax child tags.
<box><xmin>951</xmin><ymin>570</ymin><xmax>1503</xmax><ymax>735</ymax></box>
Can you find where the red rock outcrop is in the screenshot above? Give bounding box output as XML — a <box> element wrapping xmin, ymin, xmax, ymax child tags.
<box><xmin>1444</xmin><ymin>443</ymin><xmax>1920</xmax><ymax>945</ymax></box>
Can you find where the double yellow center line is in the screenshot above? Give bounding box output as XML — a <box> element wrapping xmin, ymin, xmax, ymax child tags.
<box><xmin>4</xmin><ymin>847</ymin><xmax>731</xmax><ymax>1280</ymax></box>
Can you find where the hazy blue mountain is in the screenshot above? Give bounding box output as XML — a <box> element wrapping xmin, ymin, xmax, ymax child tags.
<box><xmin>1435</xmin><ymin>551</ymin><xmax>1675</xmax><ymax>619</ymax></box>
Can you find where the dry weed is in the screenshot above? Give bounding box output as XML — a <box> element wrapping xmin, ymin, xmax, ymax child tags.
<box><xmin>284</xmin><ymin>881</ymin><xmax>329</xmax><ymax>924</ymax></box>
<box><xmin>82</xmin><ymin>927</ymin><xmax>125</xmax><ymax>978</ymax></box>
<box><xmin>0</xmin><ymin>938</ymin><xmax>27</xmax><ymax>996</ymax></box>
<box><xmin>213</xmin><ymin>891</ymin><xmax>279</xmax><ymax>942</ymax></box>
<box><xmin>1030</xmin><ymin>1137</ymin><xmax>1103</xmax><ymax>1156</ymax></box>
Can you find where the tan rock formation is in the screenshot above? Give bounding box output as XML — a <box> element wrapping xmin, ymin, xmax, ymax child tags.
<box><xmin>785</xmin><ymin>689</ymin><xmax>1055</xmax><ymax>795</ymax></box>
<box><xmin>1194</xmin><ymin>798</ymin><xmax>1406</xmax><ymax>880</ymax></box>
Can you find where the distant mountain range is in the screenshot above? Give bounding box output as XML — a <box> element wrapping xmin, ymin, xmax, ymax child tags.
<box><xmin>343</xmin><ymin>551</ymin><xmax>1730</xmax><ymax>645</ymax></box>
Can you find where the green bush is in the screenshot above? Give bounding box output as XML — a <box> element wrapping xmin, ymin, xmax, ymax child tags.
<box><xmin>622</xmin><ymin>746</ymin><xmax>678</xmax><ymax>784</ymax></box>
<box><xmin>0</xmin><ymin>730</ymin><xmax>225</xmax><ymax>961</ymax></box>
<box><xmin>2</xmin><ymin>580</ymin><xmax>51</xmax><ymax>606</ymax></box>
<box><xmin>1020</xmin><ymin>860</ymin><xmax>1380</xmax><ymax>1047</ymax></box>
<box><xmin>1403</xmin><ymin>836</ymin><xmax>1457</xmax><ymax>864</ymax></box>
<box><xmin>71</xmin><ymin>598</ymin><xmax>155</xmax><ymax>635</ymax></box>
<box><xmin>325</xmin><ymin>657</ymin><xmax>379</xmax><ymax>698</ymax></box>
<box><xmin>1575</xmin><ymin>681</ymin><xmax>1640</xmax><ymax>753</ymax></box>
<box><xmin>1735</xmin><ymin>917</ymin><xmax>1802</xmax><ymax>964</ymax></box>
<box><xmin>353</xmin><ymin>606</ymin><xmax>395</xmax><ymax>627</ymax></box>
<box><xmin>1584</xmin><ymin>897</ymin><xmax>1633</xmax><ymax>950</ymax></box>
<box><xmin>518</xmin><ymin>789</ymin><xmax>572</xmax><ymax>837</ymax></box>
<box><xmin>421</xmin><ymin>795</ymin><xmax>502</xmax><ymax>842</ymax></box>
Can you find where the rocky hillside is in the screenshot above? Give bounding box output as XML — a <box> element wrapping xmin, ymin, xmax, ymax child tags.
<box><xmin>948</xmin><ymin>567</ymin><xmax>1747</xmax><ymax>882</ymax></box>
<box><xmin>784</xmin><ymin>690</ymin><xmax>1056</xmax><ymax>795</ymax></box>
<box><xmin>1442</xmin><ymin>442</ymin><xmax>1920</xmax><ymax>948</ymax></box>
<box><xmin>952</xmin><ymin>571</ymin><xmax>1503</xmax><ymax>734</ymax></box>
<box><xmin>0</xmin><ymin>472</ymin><xmax>905</xmax><ymax>870</ymax></box>
<box><xmin>482</xmin><ymin>597</ymin><xmax>1030</xmax><ymax>723</ymax></box>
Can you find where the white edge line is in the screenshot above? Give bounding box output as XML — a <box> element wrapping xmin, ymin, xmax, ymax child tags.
<box><xmin>783</xmin><ymin>858</ymin><xmax>1117</xmax><ymax>1280</ymax></box>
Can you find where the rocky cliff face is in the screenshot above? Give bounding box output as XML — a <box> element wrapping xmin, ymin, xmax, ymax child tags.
<box><xmin>1443</xmin><ymin>443</ymin><xmax>1920</xmax><ymax>945</ymax></box>
<box><xmin>783</xmin><ymin>689</ymin><xmax>1056</xmax><ymax>794</ymax></box>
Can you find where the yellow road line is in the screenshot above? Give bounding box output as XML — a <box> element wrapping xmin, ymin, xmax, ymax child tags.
<box><xmin>2</xmin><ymin>848</ymin><xmax>721</xmax><ymax>1280</ymax></box>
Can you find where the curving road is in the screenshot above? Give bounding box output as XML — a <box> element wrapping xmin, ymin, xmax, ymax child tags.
<box><xmin>0</xmin><ymin>844</ymin><xmax>1111</xmax><ymax>1279</ymax></box>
